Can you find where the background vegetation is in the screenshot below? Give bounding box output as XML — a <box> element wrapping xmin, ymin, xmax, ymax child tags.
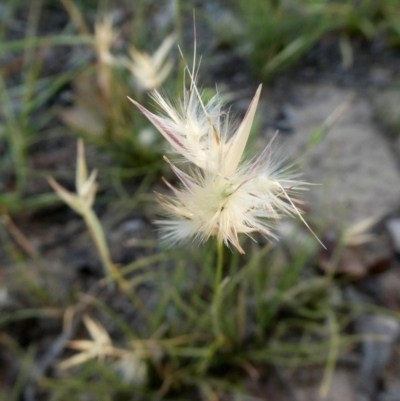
<box><xmin>1</xmin><ymin>0</ymin><xmax>400</xmax><ymax>400</ymax></box>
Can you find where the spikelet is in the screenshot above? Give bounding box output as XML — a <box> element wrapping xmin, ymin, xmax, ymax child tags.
<box><xmin>94</xmin><ymin>16</ymin><xmax>119</xmax><ymax>66</ymax></box>
<box><xmin>126</xmin><ymin>34</ymin><xmax>176</xmax><ymax>91</ymax></box>
<box><xmin>130</xmin><ymin>58</ymin><xmax>322</xmax><ymax>253</ymax></box>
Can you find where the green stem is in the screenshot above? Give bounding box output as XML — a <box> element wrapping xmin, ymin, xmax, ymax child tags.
<box><xmin>174</xmin><ymin>0</ymin><xmax>183</xmax><ymax>50</ymax></box>
<box><xmin>83</xmin><ymin>209</ymin><xmax>125</xmax><ymax>290</ymax></box>
<box><xmin>214</xmin><ymin>242</ymin><xmax>224</xmax><ymax>294</ymax></box>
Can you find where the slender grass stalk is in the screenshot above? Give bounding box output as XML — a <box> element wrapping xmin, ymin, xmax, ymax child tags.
<box><xmin>1</xmin><ymin>214</ymin><xmax>38</xmax><ymax>258</ymax></box>
<box><xmin>60</xmin><ymin>0</ymin><xmax>90</xmax><ymax>35</ymax></box>
<box><xmin>212</xmin><ymin>276</ymin><xmax>230</xmax><ymax>340</ymax></box>
<box><xmin>83</xmin><ymin>209</ymin><xmax>121</xmax><ymax>286</ymax></box>
<box><xmin>214</xmin><ymin>241</ymin><xmax>224</xmax><ymax>294</ymax></box>
<box><xmin>21</xmin><ymin>0</ymin><xmax>42</xmax><ymax>126</ymax></box>
<box><xmin>0</xmin><ymin>35</ymin><xmax>94</xmax><ymax>55</ymax></box>
<box><xmin>0</xmin><ymin>308</ymin><xmax>61</xmax><ymax>327</ymax></box>
<box><xmin>174</xmin><ymin>0</ymin><xmax>183</xmax><ymax>49</ymax></box>
<box><xmin>10</xmin><ymin>346</ymin><xmax>37</xmax><ymax>401</ymax></box>
<box><xmin>319</xmin><ymin>310</ymin><xmax>340</xmax><ymax>397</ymax></box>
<box><xmin>0</xmin><ymin>76</ymin><xmax>26</xmax><ymax>193</ymax></box>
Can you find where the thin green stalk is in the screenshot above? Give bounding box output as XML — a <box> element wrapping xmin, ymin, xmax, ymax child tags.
<box><xmin>83</xmin><ymin>209</ymin><xmax>125</xmax><ymax>289</ymax></box>
<box><xmin>0</xmin><ymin>76</ymin><xmax>26</xmax><ymax>193</ymax></box>
<box><xmin>21</xmin><ymin>0</ymin><xmax>43</xmax><ymax>126</ymax></box>
<box><xmin>319</xmin><ymin>310</ymin><xmax>340</xmax><ymax>397</ymax></box>
<box><xmin>214</xmin><ymin>241</ymin><xmax>224</xmax><ymax>294</ymax></box>
<box><xmin>10</xmin><ymin>346</ymin><xmax>37</xmax><ymax>401</ymax></box>
<box><xmin>0</xmin><ymin>35</ymin><xmax>94</xmax><ymax>55</ymax></box>
<box><xmin>174</xmin><ymin>0</ymin><xmax>183</xmax><ymax>50</ymax></box>
<box><xmin>212</xmin><ymin>244</ymin><xmax>229</xmax><ymax>342</ymax></box>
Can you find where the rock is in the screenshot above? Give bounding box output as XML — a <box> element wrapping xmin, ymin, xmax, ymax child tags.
<box><xmin>386</xmin><ymin>218</ymin><xmax>400</xmax><ymax>253</ymax></box>
<box><xmin>369</xmin><ymin>67</ymin><xmax>393</xmax><ymax>88</ymax></box>
<box><xmin>375</xmin><ymin>270</ymin><xmax>400</xmax><ymax>310</ymax></box>
<box><xmin>326</xmin><ymin>369</ymin><xmax>357</xmax><ymax>401</ymax></box>
<box><xmin>276</xmin><ymin>83</ymin><xmax>400</xmax><ymax>225</ymax></box>
<box><xmin>355</xmin><ymin>314</ymin><xmax>400</xmax><ymax>401</ymax></box>
<box><xmin>296</xmin><ymin>368</ymin><xmax>357</xmax><ymax>401</ymax></box>
<box><xmin>371</xmin><ymin>88</ymin><xmax>400</xmax><ymax>137</ymax></box>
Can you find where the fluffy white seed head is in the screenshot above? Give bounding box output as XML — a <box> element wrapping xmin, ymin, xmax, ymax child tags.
<box><xmin>130</xmin><ymin>62</ymin><xmax>322</xmax><ymax>253</ymax></box>
<box><xmin>156</xmin><ymin>143</ymin><xmax>306</xmax><ymax>254</ymax></box>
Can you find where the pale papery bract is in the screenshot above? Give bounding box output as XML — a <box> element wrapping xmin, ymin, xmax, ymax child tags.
<box><xmin>129</xmin><ymin>69</ymin><xmax>321</xmax><ymax>253</ymax></box>
<box><xmin>126</xmin><ymin>34</ymin><xmax>176</xmax><ymax>91</ymax></box>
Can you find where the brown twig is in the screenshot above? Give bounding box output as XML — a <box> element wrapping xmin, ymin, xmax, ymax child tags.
<box><xmin>1</xmin><ymin>214</ymin><xmax>38</xmax><ymax>258</ymax></box>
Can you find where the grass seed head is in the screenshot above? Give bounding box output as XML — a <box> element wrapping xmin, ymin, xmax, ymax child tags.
<box><xmin>130</xmin><ymin>58</ymin><xmax>320</xmax><ymax>253</ymax></box>
<box><xmin>127</xmin><ymin>34</ymin><xmax>176</xmax><ymax>91</ymax></box>
<box><xmin>94</xmin><ymin>16</ymin><xmax>119</xmax><ymax>66</ymax></box>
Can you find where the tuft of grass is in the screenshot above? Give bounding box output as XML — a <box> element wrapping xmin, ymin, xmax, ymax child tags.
<box><xmin>232</xmin><ymin>0</ymin><xmax>400</xmax><ymax>80</ymax></box>
<box><xmin>0</xmin><ymin>0</ymin><xmax>180</xmax><ymax>214</ymax></box>
<box><xmin>14</xmin><ymin>238</ymin><xmax>364</xmax><ymax>400</ymax></box>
